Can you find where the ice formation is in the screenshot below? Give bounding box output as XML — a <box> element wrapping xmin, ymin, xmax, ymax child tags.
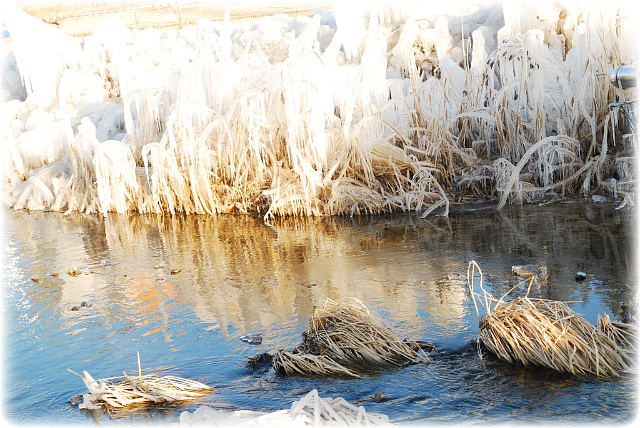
<box><xmin>179</xmin><ymin>389</ymin><xmax>393</xmax><ymax>427</ymax></box>
<box><xmin>1</xmin><ymin>1</ymin><xmax>637</xmax><ymax>217</ymax></box>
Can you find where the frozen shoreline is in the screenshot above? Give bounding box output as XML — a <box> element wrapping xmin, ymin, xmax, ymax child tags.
<box><xmin>1</xmin><ymin>1</ymin><xmax>637</xmax><ymax>217</ymax></box>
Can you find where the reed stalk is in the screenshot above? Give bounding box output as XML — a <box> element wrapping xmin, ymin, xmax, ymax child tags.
<box><xmin>4</xmin><ymin>3</ymin><xmax>634</xmax><ymax>216</ymax></box>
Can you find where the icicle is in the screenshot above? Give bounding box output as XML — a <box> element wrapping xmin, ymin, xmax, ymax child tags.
<box><xmin>3</xmin><ymin>4</ymin><xmax>82</xmax><ymax>110</ymax></box>
<box><xmin>2</xmin><ymin>1</ymin><xmax>633</xmax><ymax>217</ymax></box>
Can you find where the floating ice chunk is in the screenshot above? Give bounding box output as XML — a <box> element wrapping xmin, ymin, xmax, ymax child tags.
<box><xmin>239</xmin><ymin>334</ymin><xmax>263</xmax><ymax>345</ymax></box>
<box><xmin>79</xmin><ymin>394</ymin><xmax>102</xmax><ymax>410</ymax></box>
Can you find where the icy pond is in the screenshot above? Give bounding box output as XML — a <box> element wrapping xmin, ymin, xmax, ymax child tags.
<box><xmin>2</xmin><ymin>202</ymin><xmax>637</xmax><ymax>425</ymax></box>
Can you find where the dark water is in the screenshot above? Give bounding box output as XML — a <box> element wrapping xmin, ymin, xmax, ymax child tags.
<box><xmin>2</xmin><ymin>203</ymin><xmax>637</xmax><ymax>426</ymax></box>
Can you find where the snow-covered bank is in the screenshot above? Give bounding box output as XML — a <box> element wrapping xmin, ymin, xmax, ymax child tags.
<box><xmin>1</xmin><ymin>1</ymin><xmax>637</xmax><ymax>217</ymax></box>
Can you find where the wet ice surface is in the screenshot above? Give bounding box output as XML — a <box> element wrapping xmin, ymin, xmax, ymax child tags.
<box><xmin>2</xmin><ymin>202</ymin><xmax>636</xmax><ymax>425</ymax></box>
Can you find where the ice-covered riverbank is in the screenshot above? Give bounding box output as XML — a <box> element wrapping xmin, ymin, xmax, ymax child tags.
<box><xmin>1</xmin><ymin>1</ymin><xmax>637</xmax><ymax>217</ymax></box>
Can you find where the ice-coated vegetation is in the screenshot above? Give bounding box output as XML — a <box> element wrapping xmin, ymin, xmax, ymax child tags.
<box><xmin>1</xmin><ymin>1</ymin><xmax>637</xmax><ymax>217</ymax></box>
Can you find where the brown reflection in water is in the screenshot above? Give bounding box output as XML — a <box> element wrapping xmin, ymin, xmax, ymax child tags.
<box><xmin>102</xmin><ymin>214</ymin><xmax>440</xmax><ymax>339</ymax></box>
<box><xmin>5</xmin><ymin>203</ymin><xmax>633</xmax><ymax>343</ymax></box>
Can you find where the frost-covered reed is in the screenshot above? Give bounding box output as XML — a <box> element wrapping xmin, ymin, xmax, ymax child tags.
<box><xmin>2</xmin><ymin>1</ymin><xmax>637</xmax><ymax>217</ymax></box>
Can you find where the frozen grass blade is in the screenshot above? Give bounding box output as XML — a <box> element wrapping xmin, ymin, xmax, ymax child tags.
<box><xmin>180</xmin><ymin>389</ymin><xmax>393</xmax><ymax>426</ymax></box>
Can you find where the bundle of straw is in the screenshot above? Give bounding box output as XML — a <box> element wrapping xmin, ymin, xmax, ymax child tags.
<box><xmin>597</xmin><ymin>313</ymin><xmax>636</xmax><ymax>354</ymax></box>
<box><xmin>479</xmin><ymin>297</ymin><xmax>634</xmax><ymax>376</ymax></box>
<box><xmin>69</xmin><ymin>352</ymin><xmax>211</xmax><ymax>410</ymax></box>
<box><xmin>272</xmin><ymin>298</ymin><xmax>430</xmax><ymax>377</ymax></box>
<box><xmin>305</xmin><ymin>298</ymin><xmax>429</xmax><ymax>365</ymax></box>
<box><xmin>467</xmin><ymin>261</ymin><xmax>635</xmax><ymax>377</ymax></box>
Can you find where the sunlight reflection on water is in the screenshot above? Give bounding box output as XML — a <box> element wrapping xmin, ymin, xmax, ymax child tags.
<box><xmin>2</xmin><ymin>203</ymin><xmax>636</xmax><ymax>425</ymax></box>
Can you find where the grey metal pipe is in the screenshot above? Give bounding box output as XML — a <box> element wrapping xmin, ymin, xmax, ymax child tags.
<box><xmin>610</xmin><ymin>64</ymin><xmax>637</xmax><ymax>89</ymax></box>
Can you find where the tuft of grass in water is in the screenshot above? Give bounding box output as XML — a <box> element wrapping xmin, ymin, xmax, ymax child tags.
<box><xmin>272</xmin><ymin>298</ymin><xmax>429</xmax><ymax>377</ymax></box>
<box><xmin>467</xmin><ymin>261</ymin><xmax>636</xmax><ymax>377</ymax></box>
<box><xmin>68</xmin><ymin>351</ymin><xmax>211</xmax><ymax>410</ymax></box>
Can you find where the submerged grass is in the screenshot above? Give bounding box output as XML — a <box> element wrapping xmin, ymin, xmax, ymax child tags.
<box><xmin>467</xmin><ymin>261</ymin><xmax>636</xmax><ymax>377</ymax></box>
<box><xmin>273</xmin><ymin>350</ymin><xmax>362</xmax><ymax>378</ymax></box>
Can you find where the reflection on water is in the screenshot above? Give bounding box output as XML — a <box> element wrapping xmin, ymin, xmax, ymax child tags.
<box><xmin>2</xmin><ymin>203</ymin><xmax>636</xmax><ymax>425</ymax></box>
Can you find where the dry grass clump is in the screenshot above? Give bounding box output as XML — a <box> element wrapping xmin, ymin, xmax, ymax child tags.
<box><xmin>272</xmin><ymin>298</ymin><xmax>430</xmax><ymax>377</ymax></box>
<box><xmin>306</xmin><ymin>298</ymin><xmax>429</xmax><ymax>365</ymax></box>
<box><xmin>467</xmin><ymin>261</ymin><xmax>635</xmax><ymax>377</ymax></box>
<box><xmin>597</xmin><ymin>313</ymin><xmax>636</xmax><ymax>351</ymax></box>
<box><xmin>69</xmin><ymin>352</ymin><xmax>211</xmax><ymax>410</ymax></box>
<box><xmin>479</xmin><ymin>297</ymin><xmax>634</xmax><ymax>376</ymax></box>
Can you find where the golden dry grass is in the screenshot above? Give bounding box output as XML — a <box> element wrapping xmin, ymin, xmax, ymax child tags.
<box><xmin>273</xmin><ymin>298</ymin><xmax>430</xmax><ymax>377</ymax></box>
<box><xmin>273</xmin><ymin>349</ymin><xmax>361</xmax><ymax>378</ymax></box>
<box><xmin>467</xmin><ymin>261</ymin><xmax>635</xmax><ymax>377</ymax></box>
<box><xmin>4</xmin><ymin>3</ymin><xmax>635</xmax><ymax>217</ymax></box>
<box><xmin>68</xmin><ymin>352</ymin><xmax>211</xmax><ymax>409</ymax></box>
<box><xmin>479</xmin><ymin>297</ymin><xmax>634</xmax><ymax>377</ymax></box>
<box><xmin>305</xmin><ymin>298</ymin><xmax>429</xmax><ymax>365</ymax></box>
